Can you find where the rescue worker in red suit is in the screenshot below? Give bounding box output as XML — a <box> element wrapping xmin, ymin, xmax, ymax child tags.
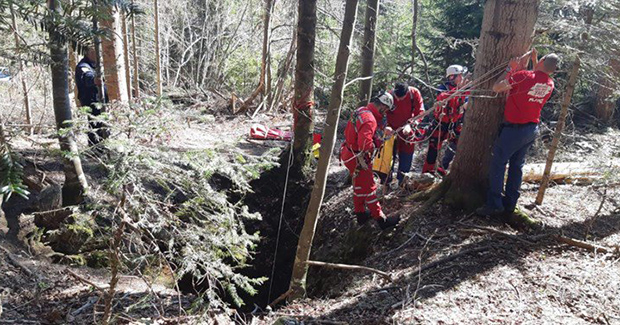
<box><xmin>386</xmin><ymin>82</ymin><xmax>425</xmax><ymax>185</ymax></box>
<box><xmin>422</xmin><ymin>65</ymin><xmax>470</xmax><ymax>175</ymax></box>
<box><xmin>341</xmin><ymin>92</ymin><xmax>400</xmax><ymax>230</ymax></box>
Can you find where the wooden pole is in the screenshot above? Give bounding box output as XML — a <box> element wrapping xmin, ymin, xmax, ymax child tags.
<box><xmin>535</xmin><ymin>56</ymin><xmax>581</xmax><ymax>205</ymax></box>
<box><xmin>288</xmin><ymin>0</ymin><xmax>359</xmax><ymax>302</ymax></box>
<box><xmin>154</xmin><ymin>0</ymin><xmax>162</xmax><ymax>97</ymax></box>
<box><xmin>10</xmin><ymin>4</ymin><xmax>32</xmax><ymax>135</ymax></box>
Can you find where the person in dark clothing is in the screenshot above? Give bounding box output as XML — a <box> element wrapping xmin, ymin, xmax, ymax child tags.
<box><xmin>75</xmin><ymin>48</ymin><xmax>108</xmax><ymax>146</ymax></box>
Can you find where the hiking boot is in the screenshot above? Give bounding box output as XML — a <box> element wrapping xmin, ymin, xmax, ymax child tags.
<box><xmin>475</xmin><ymin>205</ymin><xmax>505</xmax><ymax>217</ymax></box>
<box><xmin>376</xmin><ymin>213</ymin><xmax>400</xmax><ymax>230</ymax></box>
<box><xmin>355</xmin><ymin>211</ymin><xmax>371</xmax><ymax>225</ymax></box>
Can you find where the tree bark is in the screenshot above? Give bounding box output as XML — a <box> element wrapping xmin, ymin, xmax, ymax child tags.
<box><xmin>411</xmin><ymin>0</ymin><xmax>418</xmax><ymax>78</ymax></box>
<box><xmin>10</xmin><ymin>4</ymin><xmax>32</xmax><ymax>135</ymax></box>
<box><xmin>154</xmin><ymin>0</ymin><xmax>163</xmax><ymax>96</ymax></box>
<box><xmin>130</xmin><ymin>0</ymin><xmax>140</xmax><ymax>98</ymax></box>
<box><xmin>101</xmin><ymin>5</ymin><xmax>128</xmax><ymax>102</ymax></box>
<box><xmin>359</xmin><ymin>0</ymin><xmax>379</xmax><ymax>106</ymax></box>
<box><xmin>288</xmin><ymin>0</ymin><xmax>359</xmax><ymax>301</ymax></box>
<box><xmin>48</xmin><ymin>0</ymin><xmax>89</xmax><ymax>205</ymax></box>
<box><xmin>535</xmin><ymin>57</ymin><xmax>581</xmax><ymax>204</ymax></box>
<box><xmin>291</xmin><ymin>0</ymin><xmax>317</xmax><ymax>177</ymax></box>
<box><xmin>444</xmin><ymin>0</ymin><xmax>541</xmax><ymax>210</ymax></box>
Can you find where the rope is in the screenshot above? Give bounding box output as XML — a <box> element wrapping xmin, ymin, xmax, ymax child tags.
<box><xmin>267</xmin><ymin>141</ymin><xmax>294</xmax><ymax>303</ymax></box>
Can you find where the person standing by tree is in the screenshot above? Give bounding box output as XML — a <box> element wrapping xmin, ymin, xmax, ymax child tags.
<box><xmin>386</xmin><ymin>82</ymin><xmax>425</xmax><ymax>185</ymax></box>
<box><xmin>341</xmin><ymin>92</ymin><xmax>400</xmax><ymax>230</ymax></box>
<box><xmin>422</xmin><ymin>65</ymin><xmax>470</xmax><ymax>175</ymax></box>
<box><xmin>477</xmin><ymin>49</ymin><xmax>558</xmax><ymax>216</ymax></box>
<box><xmin>75</xmin><ymin>48</ymin><xmax>108</xmax><ymax>146</ymax></box>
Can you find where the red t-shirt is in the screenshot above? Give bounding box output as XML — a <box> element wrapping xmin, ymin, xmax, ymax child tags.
<box><xmin>504</xmin><ymin>70</ymin><xmax>554</xmax><ymax>124</ymax></box>
<box><xmin>387</xmin><ymin>87</ymin><xmax>424</xmax><ymax>129</ymax></box>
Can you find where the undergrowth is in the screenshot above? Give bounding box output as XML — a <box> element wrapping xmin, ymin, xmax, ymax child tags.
<box><xmin>79</xmin><ymin>100</ymin><xmax>280</xmax><ymax>312</ymax></box>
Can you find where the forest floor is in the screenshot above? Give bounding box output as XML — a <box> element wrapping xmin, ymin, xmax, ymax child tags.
<box><xmin>1</xmin><ymin>99</ymin><xmax>620</xmax><ymax>324</ymax></box>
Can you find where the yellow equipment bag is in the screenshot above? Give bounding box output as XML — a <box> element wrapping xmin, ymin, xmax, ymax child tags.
<box><xmin>372</xmin><ymin>136</ymin><xmax>395</xmax><ymax>175</ymax></box>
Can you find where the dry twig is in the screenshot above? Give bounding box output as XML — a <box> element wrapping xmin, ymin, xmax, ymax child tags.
<box><xmin>305</xmin><ymin>260</ymin><xmax>393</xmax><ymax>282</ymax></box>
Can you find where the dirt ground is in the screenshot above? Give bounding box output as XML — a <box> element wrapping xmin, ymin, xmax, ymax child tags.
<box><xmin>1</xmin><ymin>96</ymin><xmax>620</xmax><ymax>324</ymax></box>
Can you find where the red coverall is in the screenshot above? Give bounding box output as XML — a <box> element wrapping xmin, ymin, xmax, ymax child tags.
<box><xmin>340</xmin><ymin>103</ymin><xmax>384</xmax><ymax>219</ymax></box>
<box><xmin>387</xmin><ymin>87</ymin><xmax>425</xmax><ymax>154</ymax></box>
<box><xmin>422</xmin><ymin>85</ymin><xmax>469</xmax><ymax>174</ymax></box>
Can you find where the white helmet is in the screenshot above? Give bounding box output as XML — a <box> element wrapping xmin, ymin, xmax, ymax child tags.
<box><xmin>446</xmin><ymin>65</ymin><xmax>468</xmax><ymax>77</ymax></box>
<box><xmin>377</xmin><ymin>92</ymin><xmax>394</xmax><ymax>111</ymax></box>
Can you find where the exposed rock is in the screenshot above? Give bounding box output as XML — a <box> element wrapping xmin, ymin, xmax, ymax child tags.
<box><xmin>35</xmin><ymin>185</ymin><xmax>62</xmax><ymax>212</ymax></box>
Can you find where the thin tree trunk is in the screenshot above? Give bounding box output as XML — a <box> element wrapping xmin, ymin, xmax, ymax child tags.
<box><xmin>270</xmin><ymin>29</ymin><xmax>297</xmax><ymax>112</ymax></box>
<box><xmin>130</xmin><ymin>0</ymin><xmax>140</xmax><ymax>98</ymax></box>
<box><xmin>154</xmin><ymin>0</ymin><xmax>163</xmax><ymax>96</ymax></box>
<box><xmin>92</xmin><ymin>0</ymin><xmax>106</xmax><ymax>108</ymax></box>
<box><xmin>10</xmin><ymin>5</ymin><xmax>32</xmax><ymax>135</ymax></box>
<box><xmin>101</xmin><ymin>5</ymin><xmax>128</xmax><ymax>102</ymax></box>
<box><xmin>535</xmin><ymin>57</ymin><xmax>581</xmax><ymax>205</ymax></box>
<box><xmin>288</xmin><ymin>0</ymin><xmax>359</xmax><ymax>301</ymax></box>
<box><xmin>68</xmin><ymin>45</ymin><xmax>80</xmax><ymax>109</ymax></box>
<box><xmin>237</xmin><ymin>0</ymin><xmax>274</xmax><ymax>114</ymax></box>
<box><xmin>359</xmin><ymin>0</ymin><xmax>379</xmax><ymax>106</ymax></box>
<box><xmin>48</xmin><ymin>0</ymin><xmax>89</xmax><ymax>205</ymax></box>
<box><xmin>444</xmin><ymin>0</ymin><xmax>541</xmax><ymax>210</ymax></box>
<box><xmin>411</xmin><ymin>0</ymin><xmax>418</xmax><ymax>78</ymax></box>
<box><xmin>121</xmin><ymin>11</ymin><xmax>132</xmax><ymax>101</ymax></box>
<box><xmin>291</xmin><ymin>0</ymin><xmax>317</xmax><ymax>177</ymax></box>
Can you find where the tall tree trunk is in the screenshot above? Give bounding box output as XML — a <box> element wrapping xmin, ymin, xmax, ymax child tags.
<box><xmin>121</xmin><ymin>11</ymin><xmax>132</xmax><ymax>101</ymax></box>
<box><xmin>48</xmin><ymin>0</ymin><xmax>89</xmax><ymax>205</ymax></box>
<box><xmin>291</xmin><ymin>0</ymin><xmax>317</xmax><ymax>177</ymax></box>
<box><xmin>288</xmin><ymin>0</ymin><xmax>359</xmax><ymax>301</ymax></box>
<box><xmin>443</xmin><ymin>0</ymin><xmax>541</xmax><ymax>210</ymax></box>
<box><xmin>411</xmin><ymin>0</ymin><xmax>418</xmax><ymax>78</ymax></box>
<box><xmin>154</xmin><ymin>0</ymin><xmax>163</xmax><ymax>96</ymax></box>
<box><xmin>101</xmin><ymin>5</ymin><xmax>128</xmax><ymax>102</ymax></box>
<box><xmin>130</xmin><ymin>0</ymin><xmax>140</xmax><ymax>98</ymax></box>
<box><xmin>10</xmin><ymin>4</ymin><xmax>32</xmax><ymax>135</ymax></box>
<box><xmin>359</xmin><ymin>0</ymin><xmax>379</xmax><ymax>106</ymax></box>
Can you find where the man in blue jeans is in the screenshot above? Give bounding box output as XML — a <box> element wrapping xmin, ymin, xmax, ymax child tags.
<box><xmin>477</xmin><ymin>49</ymin><xmax>558</xmax><ymax>216</ymax></box>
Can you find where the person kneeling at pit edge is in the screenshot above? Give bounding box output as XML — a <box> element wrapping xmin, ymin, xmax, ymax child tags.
<box><xmin>340</xmin><ymin>92</ymin><xmax>401</xmax><ymax>230</ymax></box>
<box><xmin>476</xmin><ymin>49</ymin><xmax>558</xmax><ymax>217</ymax></box>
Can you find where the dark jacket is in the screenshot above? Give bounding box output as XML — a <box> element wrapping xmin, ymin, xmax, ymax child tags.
<box><xmin>75</xmin><ymin>58</ymin><xmax>107</xmax><ymax>107</ymax></box>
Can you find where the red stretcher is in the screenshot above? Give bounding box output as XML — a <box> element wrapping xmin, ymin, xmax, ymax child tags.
<box><xmin>250</xmin><ymin>124</ymin><xmax>293</xmax><ymax>141</ymax></box>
